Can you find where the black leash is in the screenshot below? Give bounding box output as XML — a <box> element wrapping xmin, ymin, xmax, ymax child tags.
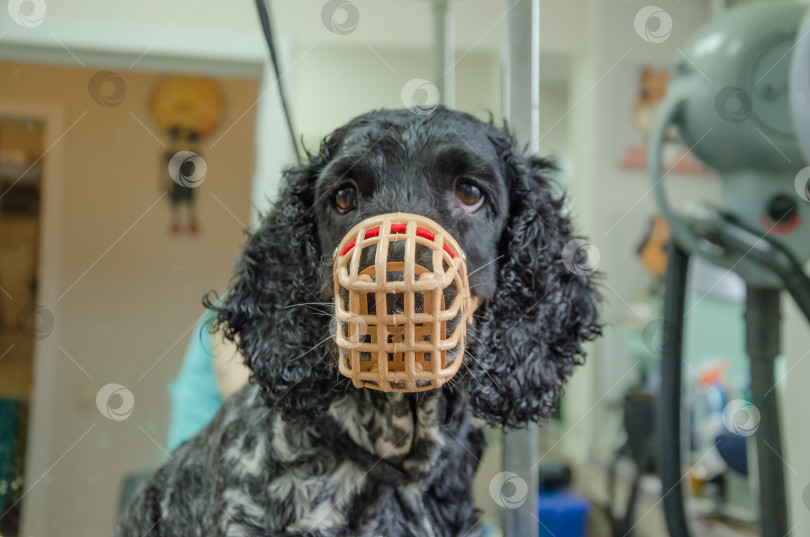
<box><xmin>254</xmin><ymin>0</ymin><xmax>302</xmax><ymax>164</ymax></box>
<box><xmin>332</xmin><ymin>433</ymin><xmax>416</xmax><ymax>487</ymax></box>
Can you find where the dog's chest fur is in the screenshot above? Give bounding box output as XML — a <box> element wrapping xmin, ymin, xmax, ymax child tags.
<box><xmin>131</xmin><ymin>384</ymin><xmax>483</xmax><ymax>537</ymax></box>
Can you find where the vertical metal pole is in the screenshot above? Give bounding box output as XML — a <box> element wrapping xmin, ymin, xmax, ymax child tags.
<box><xmin>659</xmin><ymin>241</ymin><xmax>692</xmax><ymax>537</ymax></box>
<box><xmin>745</xmin><ymin>287</ymin><xmax>788</xmax><ymax>537</ymax></box>
<box><xmin>434</xmin><ymin>0</ymin><xmax>455</xmax><ymax>107</ymax></box>
<box><xmin>503</xmin><ymin>0</ymin><xmax>540</xmax><ymax>149</ymax></box>
<box><xmin>502</xmin><ymin>1</ymin><xmax>540</xmax><ymax>537</ymax></box>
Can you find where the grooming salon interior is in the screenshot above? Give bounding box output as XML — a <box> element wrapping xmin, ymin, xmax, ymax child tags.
<box><xmin>1</xmin><ymin>0</ymin><xmax>810</xmax><ymax>536</ymax></box>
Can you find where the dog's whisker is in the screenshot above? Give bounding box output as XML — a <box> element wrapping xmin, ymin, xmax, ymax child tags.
<box><xmin>302</xmin><ymin>306</ymin><xmax>334</xmax><ymax>316</ymax></box>
<box><xmin>307</xmin><ymin>311</ymin><xmax>334</xmax><ymax>317</ymax></box>
<box><xmin>461</xmin><ymin>355</ymin><xmax>485</xmax><ymax>389</ymax></box>
<box><xmin>468</xmin><ymin>255</ymin><xmax>504</xmax><ymax>277</ymax></box>
<box><xmin>289</xmin><ymin>335</ymin><xmax>332</xmax><ymax>363</ymax></box>
<box><xmin>283</xmin><ymin>302</ymin><xmax>335</xmax><ymax>318</ymax></box>
<box><xmin>466</xmin><ymin>332</ymin><xmax>491</xmax><ymax>358</ymax></box>
<box><xmin>283</xmin><ymin>301</ymin><xmax>333</xmax><ymax>309</ymax></box>
<box><xmin>463</xmin><ymin>349</ymin><xmax>502</xmax><ymax>391</ymax></box>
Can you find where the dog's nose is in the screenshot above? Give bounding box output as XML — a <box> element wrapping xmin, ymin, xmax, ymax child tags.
<box><xmin>362</xmin><ymin>193</ymin><xmax>444</xmax><ymax>225</ymax></box>
<box><xmin>356</xmin><ymin>223</ymin><xmax>440</xmax><ymax>273</ymax></box>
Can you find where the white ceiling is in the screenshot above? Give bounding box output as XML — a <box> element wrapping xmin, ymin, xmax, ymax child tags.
<box><xmin>1</xmin><ymin>0</ymin><xmax>578</xmax><ymax>84</ymax></box>
<box><xmin>270</xmin><ymin>0</ymin><xmax>502</xmax><ymax>50</ymax></box>
<box><xmin>268</xmin><ymin>0</ymin><xmax>585</xmax><ymax>54</ymax></box>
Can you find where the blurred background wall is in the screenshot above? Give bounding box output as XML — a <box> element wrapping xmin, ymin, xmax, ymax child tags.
<box><xmin>0</xmin><ymin>61</ymin><xmax>256</xmax><ymax>534</ymax></box>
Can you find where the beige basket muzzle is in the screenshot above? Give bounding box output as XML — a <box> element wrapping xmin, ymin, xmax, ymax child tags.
<box><xmin>333</xmin><ymin>213</ymin><xmax>477</xmax><ymax>392</ymax></box>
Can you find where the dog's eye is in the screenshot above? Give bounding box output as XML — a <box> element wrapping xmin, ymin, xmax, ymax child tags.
<box><xmin>454</xmin><ymin>179</ymin><xmax>484</xmax><ymax>212</ymax></box>
<box><xmin>334</xmin><ymin>184</ymin><xmax>357</xmax><ymax>213</ymax></box>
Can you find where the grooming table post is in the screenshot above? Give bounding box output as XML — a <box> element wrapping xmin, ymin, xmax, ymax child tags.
<box><xmin>433</xmin><ymin>0</ymin><xmax>455</xmax><ymax>107</ymax></box>
<box><xmin>745</xmin><ymin>287</ymin><xmax>788</xmax><ymax>537</ymax></box>
<box><xmin>501</xmin><ymin>1</ymin><xmax>541</xmax><ymax>536</ymax></box>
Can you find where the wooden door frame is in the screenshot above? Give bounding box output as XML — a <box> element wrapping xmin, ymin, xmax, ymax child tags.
<box><xmin>0</xmin><ymin>98</ymin><xmax>65</xmax><ymax>535</ymax></box>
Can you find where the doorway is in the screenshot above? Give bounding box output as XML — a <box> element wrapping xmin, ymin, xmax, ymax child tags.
<box><xmin>0</xmin><ymin>117</ymin><xmax>45</xmax><ymax>537</ymax></box>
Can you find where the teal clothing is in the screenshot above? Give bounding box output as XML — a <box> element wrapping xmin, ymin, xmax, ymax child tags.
<box><xmin>167</xmin><ymin>311</ymin><xmax>224</xmax><ymax>451</ymax></box>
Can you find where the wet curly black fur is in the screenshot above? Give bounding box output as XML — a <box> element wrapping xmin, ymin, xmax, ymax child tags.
<box><xmin>114</xmin><ymin>108</ymin><xmax>600</xmax><ymax>537</ymax></box>
<box><xmin>208</xmin><ymin>107</ymin><xmax>599</xmax><ymax>428</ymax></box>
<box><xmin>465</xmin><ymin>148</ymin><xmax>601</xmax><ymax>427</ymax></box>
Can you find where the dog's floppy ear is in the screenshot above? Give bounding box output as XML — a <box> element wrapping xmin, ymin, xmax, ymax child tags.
<box><xmin>207</xmin><ymin>146</ymin><xmax>342</xmax><ymax>421</ymax></box>
<box><xmin>466</xmin><ymin>151</ymin><xmax>601</xmax><ymax>429</ymax></box>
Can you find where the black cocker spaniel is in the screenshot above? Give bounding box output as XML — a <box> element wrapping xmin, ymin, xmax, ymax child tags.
<box><xmin>114</xmin><ymin>107</ymin><xmax>600</xmax><ymax>537</ymax></box>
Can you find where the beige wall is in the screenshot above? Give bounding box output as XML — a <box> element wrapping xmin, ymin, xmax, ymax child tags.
<box><xmin>291</xmin><ymin>43</ymin><xmax>503</xmax><ymax>150</ymax></box>
<box><xmin>0</xmin><ymin>61</ymin><xmax>257</xmax><ymax>536</ymax></box>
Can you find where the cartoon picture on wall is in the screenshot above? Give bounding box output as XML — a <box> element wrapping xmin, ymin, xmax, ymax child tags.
<box><xmin>150</xmin><ymin>76</ymin><xmax>223</xmax><ymax>235</ymax></box>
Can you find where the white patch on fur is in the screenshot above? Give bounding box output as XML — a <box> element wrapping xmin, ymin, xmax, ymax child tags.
<box><xmin>373</xmin><ymin>410</ymin><xmax>414</xmax><ymax>458</ymax></box>
<box><xmin>271</xmin><ymin>414</ymin><xmax>296</xmax><ymax>462</ymax></box>
<box><xmin>221</xmin><ymin>487</ymin><xmax>266</xmax><ymax>536</ymax></box>
<box><xmin>270</xmin><ymin>414</ymin><xmax>319</xmax><ymax>462</ymax></box>
<box><xmin>287</xmin><ymin>461</ymin><xmax>365</xmax><ymax>533</ymax></box>
<box><xmin>403</xmin><ymin>394</ymin><xmax>446</xmax><ymax>474</ymax></box>
<box><xmin>267</xmin><ymin>470</ymin><xmax>311</xmax><ymax>521</ymax></box>
<box><xmin>225</xmin><ymin>526</ymin><xmax>249</xmax><ymax>537</ymax></box>
<box><xmin>267</xmin><ymin>415</ymin><xmax>369</xmax><ymax>532</ymax></box>
<box><xmin>401</xmin><ymin>484</ymin><xmax>437</xmax><ymax>537</ymax></box>
<box><xmin>238</xmin><ymin>436</ymin><xmax>265</xmax><ymax>476</ymax></box>
<box><xmin>328</xmin><ymin>395</ymin><xmax>374</xmax><ymax>452</ymax></box>
<box><xmin>159</xmin><ymin>496</ymin><xmax>172</xmax><ymax>519</ymax></box>
<box><xmin>414</xmin><ymin>394</ymin><xmax>445</xmax><ymax>447</ymax></box>
<box><xmin>290</xmin><ymin>500</ymin><xmax>345</xmax><ymax>533</ymax></box>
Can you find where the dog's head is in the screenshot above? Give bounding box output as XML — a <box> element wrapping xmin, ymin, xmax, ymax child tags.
<box><xmin>210</xmin><ymin>108</ymin><xmax>600</xmax><ymax>428</ymax></box>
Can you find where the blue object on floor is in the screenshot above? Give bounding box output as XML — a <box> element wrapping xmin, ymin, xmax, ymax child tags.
<box><xmin>537</xmin><ymin>491</ymin><xmax>590</xmax><ymax>537</ymax></box>
<box><xmin>716</xmin><ymin>430</ymin><xmax>748</xmax><ymax>476</ymax></box>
